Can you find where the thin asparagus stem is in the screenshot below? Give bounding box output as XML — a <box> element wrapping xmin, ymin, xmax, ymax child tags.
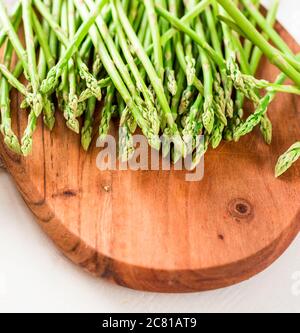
<box><xmin>183</xmin><ymin>1</ymin><xmax>196</xmax><ymax>87</ymax></box>
<box><xmin>195</xmin><ymin>17</ymin><xmax>214</xmax><ymax>134</ymax></box>
<box><xmin>114</xmin><ymin>0</ymin><xmax>184</xmax><ymax>158</ymax></box>
<box><xmin>33</xmin><ymin>0</ymin><xmax>103</xmax><ymax>101</ymax></box>
<box><xmin>67</xmin><ymin>0</ymin><xmax>79</xmax><ymax>118</ymax></box>
<box><xmin>49</xmin><ymin>0</ymin><xmax>62</xmax><ymax>61</ymax></box>
<box><xmin>275</xmin><ymin>142</ymin><xmax>300</xmax><ymax>177</ymax></box>
<box><xmin>241</xmin><ymin>0</ymin><xmax>300</xmax><ymax>72</ymax></box>
<box><xmin>22</xmin><ymin>0</ymin><xmax>43</xmax><ymax>122</ymax></box>
<box><xmin>59</xmin><ymin>0</ymin><xmax>78</xmax><ymax>133</ymax></box>
<box><xmin>216</xmin><ymin>0</ymin><xmax>300</xmax><ymax>86</ymax></box>
<box><xmin>159</xmin><ymin>0</ymin><xmax>177</xmax><ymax>96</ymax></box>
<box><xmin>144</xmin><ymin>0</ymin><xmax>164</xmax><ymax>80</ymax></box>
<box><xmin>243</xmin><ymin>0</ymin><xmax>260</xmax><ymax>60</ymax></box>
<box><xmin>171</xmin><ymin>66</ymin><xmax>185</xmax><ymax>120</ymax></box>
<box><xmin>85</xmin><ymin>0</ymin><xmax>150</xmax><ymax>110</ymax></box>
<box><xmin>249</xmin><ymin>0</ymin><xmax>280</xmax><ymax>74</ymax></box>
<box><xmin>0</xmin><ymin>64</ymin><xmax>28</xmax><ymax>96</ymax></box>
<box><xmin>37</xmin><ymin>0</ymin><xmax>55</xmax><ymax>131</ymax></box>
<box><xmin>31</xmin><ymin>11</ymin><xmax>55</xmax><ymax>68</ymax></box>
<box><xmin>39</xmin><ymin>0</ymin><xmax>109</xmax><ymax>95</ymax></box>
<box><xmin>0</xmin><ymin>40</ymin><xmax>21</xmax><ymax>154</ymax></box>
<box><xmin>111</xmin><ymin>1</ymin><xmax>160</xmax><ymax>134</ymax></box>
<box><xmin>74</xmin><ymin>0</ymin><xmax>161</xmax><ymax>150</ymax></box>
<box><xmin>218</xmin><ymin>4</ymin><xmax>234</xmax><ymax>117</ymax></box>
<box><xmin>81</xmin><ymin>97</ymin><xmax>96</xmax><ymax>151</ymax></box>
<box><xmin>99</xmin><ymin>84</ymin><xmax>116</xmax><ymax>141</ymax></box>
<box><xmin>0</xmin><ymin>0</ymin><xmax>28</xmax><ymax>73</ymax></box>
<box><xmin>0</xmin><ymin>1</ymin><xmax>22</xmax><ymax>48</ymax></box>
<box><xmin>146</xmin><ymin>0</ymin><xmax>213</xmax><ymax>55</ymax></box>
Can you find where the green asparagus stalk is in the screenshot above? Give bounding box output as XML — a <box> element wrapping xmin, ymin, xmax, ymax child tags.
<box><xmin>216</xmin><ymin>0</ymin><xmax>300</xmax><ymax>86</ymax></box>
<box><xmin>37</xmin><ymin>0</ymin><xmax>55</xmax><ymax>131</ymax></box>
<box><xmin>171</xmin><ymin>66</ymin><xmax>185</xmax><ymax>120</ymax></box>
<box><xmin>275</xmin><ymin>142</ymin><xmax>300</xmax><ymax>177</ymax></box>
<box><xmin>111</xmin><ymin>1</ymin><xmax>160</xmax><ymax>134</ymax></box>
<box><xmin>0</xmin><ymin>64</ymin><xmax>28</xmax><ymax>96</ymax></box>
<box><xmin>67</xmin><ymin>0</ymin><xmax>79</xmax><ymax>118</ymax></box>
<box><xmin>250</xmin><ymin>0</ymin><xmax>279</xmax><ymax>74</ymax></box>
<box><xmin>119</xmin><ymin>107</ymin><xmax>135</xmax><ymax>162</ymax></box>
<box><xmin>39</xmin><ymin>0</ymin><xmax>109</xmax><ymax>95</ymax></box>
<box><xmin>144</xmin><ymin>0</ymin><xmax>164</xmax><ymax>80</ymax></box>
<box><xmin>81</xmin><ymin>96</ymin><xmax>96</xmax><ymax>151</ymax></box>
<box><xmin>159</xmin><ymin>0</ymin><xmax>177</xmax><ymax>96</ymax></box>
<box><xmin>33</xmin><ymin>0</ymin><xmax>103</xmax><ymax>101</ymax></box>
<box><xmin>114</xmin><ymin>0</ymin><xmax>184</xmax><ymax>158</ymax></box>
<box><xmin>49</xmin><ymin>0</ymin><xmax>62</xmax><ymax>61</ymax></box>
<box><xmin>85</xmin><ymin>0</ymin><xmax>153</xmax><ymax>116</ymax></box>
<box><xmin>59</xmin><ymin>0</ymin><xmax>79</xmax><ymax>133</ymax></box>
<box><xmin>145</xmin><ymin>0</ymin><xmax>213</xmax><ymax>56</ymax></box>
<box><xmin>21</xmin><ymin>0</ymin><xmax>43</xmax><ymax>121</ymax></box>
<box><xmin>195</xmin><ymin>17</ymin><xmax>214</xmax><ymax>134</ymax></box>
<box><xmin>168</xmin><ymin>0</ymin><xmax>199</xmax><ymax>115</ymax></box>
<box><xmin>182</xmin><ymin>93</ymin><xmax>203</xmax><ymax>153</ymax></box>
<box><xmin>74</xmin><ymin>0</ymin><xmax>161</xmax><ymax>150</ymax></box>
<box><xmin>99</xmin><ymin>84</ymin><xmax>116</xmax><ymax>141</ymax></box>
<box><xmin>243</xmin><ymin>0</ymin><xmax>260</xmax><ymax>60</ymax></box>
<box><xmin>0</xmin><ymin>41</ymin><xmax>21</xmax><ymax>154</ymax></box>
<box><xmin>241</xmin><ymin>0</ymin><xmax>300</xmax><ymax>73</ymax></box>
<box><xmin>233</xmin><ymin>73</ymin><xmax>286</xmax><ymax>140</ymax></box>
<box><xmin>0</xmin><ymin>0</ymin><xmax>29</xmax><ymax>74</ymax></box>
<box><xmin>31</xmin><ymin>11</ymin><xmax>55</xmax><ymax>69</ymax></box>
<box><xmin>0</xmin><ymin>1</ymin><xmax>22</xmax><ymax>48</ymax></box>
<box><xmin>183</xmin><ymin>1</ymin><xmax>196</xmax><ymax>87</ymax></box>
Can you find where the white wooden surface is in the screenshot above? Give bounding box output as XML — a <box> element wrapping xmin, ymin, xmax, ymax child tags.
<box><xmin>1</xmin><ymin>0</ymin><xmax>300</xmax><ymax>313</ymax></box>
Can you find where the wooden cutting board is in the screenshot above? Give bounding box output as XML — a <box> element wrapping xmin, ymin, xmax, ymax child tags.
<box><xmin>1</xmin><ymin>21</ymin><xmax>300</xmax><ymax>293</ymax></box>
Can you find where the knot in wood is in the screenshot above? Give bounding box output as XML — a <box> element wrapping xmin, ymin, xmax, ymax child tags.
<box><xmin>228</xmin><ymin>198</ymin><xmax>253</xmax><ymax>222</ymax></box>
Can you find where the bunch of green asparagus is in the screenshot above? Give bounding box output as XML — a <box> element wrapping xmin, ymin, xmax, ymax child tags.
<box><xmin>0</xmin><ymin>0</ymin><xmax>300</xmax><ymax>176</ymax></box>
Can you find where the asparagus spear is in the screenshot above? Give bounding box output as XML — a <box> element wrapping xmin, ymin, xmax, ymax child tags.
<box><xmin>33</xmin><ymin>0</ymin><xmax>103</xmax><ymax>101</ymax></box>
<box><xmin>243</xmin><ymin>0</ymin><xmax>260</xmax><ymax>61</ymax></box>
<box><xmin>22</xmin><ymin>0</ymin><xmax>43</xmax><ymax>119</ymax></box>
<box><xmin>216</xmin><ymin>0</ymin><xmax>300</xmax><ymax>86</ymax></box>
<box><xmin>0</xmin><ymin>0</ymin><xmax>28</xmax><ymax>74</ymax></box>
<box><xmin>99</xmin><ymin>84</ymin><xmax>116</xmax><ymax>141</ymax></box>
<box><xmin>0</xmin><ymin>40</ymin><xmax>21</xmax><ymax>154</ymax></box>
<box><xmin>81</xmin><ymin>96</ymin><xmax>96</xmax><ymax>151</ymax></box>
<box><xmin>159</xmin><ymin>0</ymin><xmax>177</xmax><ymax>96</ymax></box>
<box><xmin>183</xmin><ymin>1</ymin><xmax>196</xmax><ymax>87</ymax></box>
<box><xmin>81</xmin><ymin>49</ymin><xmax>102</xmax><ymax>151</ymax></box>
<box><xmin>275</xmin><ymin>142</ymin><xmax>300</xmax><ymax>178</ymax></box>
<box><xmin>250</xmin><ymin>0</ymin><xmax>279</xmax><ymax>74</ymax></box>
<box><xmin>36</xmin><ymin>0</ymin><xmax>55</xmax><ymax>131</ymax></box>
<box><xmin>241</xmin><ymin>0</ymin><xmax>300</xmax><ymax>72</ymax></box>
<box><xmin>67</xmin><ymin>0</ymin><xmax>79</xmax><ymax>118</ymax></box>
<box><xmin>111</xmin><ymin>1</ymin><xmax>160</xmax><ymax>134</ymax></box>
<box><xmin>195</xmin><ymin>17</ymin><xmax>214</xmax><ymax>134</ymax></box>
<box><xmin>74</xmin><ymin>0</ymin><xmax>160</xmax><ymax>150</ymax></box>
<box><xmin>49</xmin><ymin>0</ymin><xmax>62</xmax><ymax>61</ymax></box>
<box><xmin>168</xmin><ymin>0</ymin><xmax>198</xmax><ymax>114</ymax></box>
<box><xmin>114</xmin><ymin>0</ymin><xmax>184</xmax><ymax>158</ymax></box>
<box><xmin>32</xmin><ymin>11</ymin><xmax>55</xmax><ymax>69</ymax></box>
<box><xmin>39</xmin><ymin>0</ymin><xmax>109</xmax><ymax>95</ymax></box>
<box><xmin>85</xmin><ymin>0</ymin><xmax>154</xmax><ymax>118</ymax></box>
<box><xmin>144</xmin><ymin>0</ymin><xmax>164</xmax><ymax>80</ymax></box>
<box><xmin>145</xmin><ymin>0</ymin><xmax>213</xmax><ymax>56</ymax></box>
<box><xmin>0</xmin><ymin>1</ymin><xmax>22</xmax><ymax>48</ymax></box>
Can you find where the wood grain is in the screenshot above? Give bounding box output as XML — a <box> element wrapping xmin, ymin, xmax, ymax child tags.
<box><xmin>0</xmin><ymin>21</ymin><xmax>300</xmax><ymax>293</ymax></box>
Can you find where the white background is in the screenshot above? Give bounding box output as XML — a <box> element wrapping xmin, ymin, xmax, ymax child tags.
<box><xmin>1</xmin><ymin>0</ymin><xmax>300</xmax><ymax>313</ymax></box>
